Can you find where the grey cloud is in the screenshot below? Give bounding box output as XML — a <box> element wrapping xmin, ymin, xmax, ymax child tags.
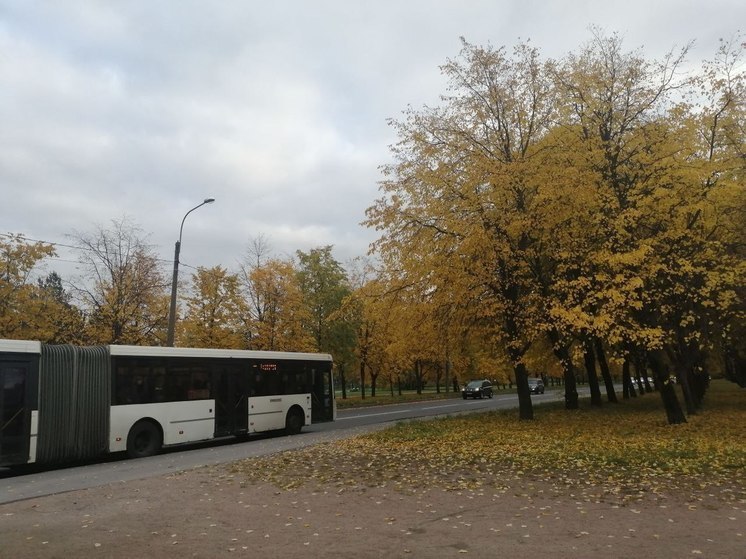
<box><xmin>1</xmin><ymin>0</ymin><xmax>743</xmax><ymax>280</ymax></box>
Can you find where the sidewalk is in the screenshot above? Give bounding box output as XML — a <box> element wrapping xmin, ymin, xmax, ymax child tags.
<box><xmin>1</xmin><ymin>464</ymin><xmax>743</xmax><ymax>558</ymax></box>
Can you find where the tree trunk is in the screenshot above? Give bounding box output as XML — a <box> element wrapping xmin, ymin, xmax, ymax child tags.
<box><xmin>359</xmin><ymin>360</ymin><xmax>366</xmax><ymax>400</ymax></box>
<box><xmin>594</xmin><ymin>338</ymin><xmax>618</xmax><ymax>403</ymax></box>
<box><xmin>648</xmin><ymin>350</ymin><xmax>687</xmax><ymax>424</ymax></box>
<box><xmin>724</xmin><ymin>346</ymin><xmax>746</xmax><ymax>387</ymax></box>
<box><xmin>514</xmin><ymin>361</ymin><xmax>534</xmax><ymax>420</ymax></box>
<box><xmin>674</xmin><ymin>341</ymin><xmax>709</xmax><ymax>415</ymax></box>
<box><xmin>339</xmin><ymin>364</ymin><xmax>348</xmax><ymax>400</ymax></box>
<box><xmin>414</xmin><ymin>359</ymin><xmax>424</xmax><ymax>395</ymax></box>
<box><xmin>547</xmin><ymin>329</ymin><xmax>579</xmax><ymax>410</ymax></box>
<box><xmin>622</xmin><ymin>358</ymin><xmax>636</xmax><ymax>399</ymax></box>
<box><xmin>675</xmin><ymin>361</ymin><xmax>697</xmax><ymax>416</ymax></box>
<box><xmin>633</xmin><ymin>355</ymin><xmax>652</xmax><ymax>393</ymax></box>
<box><xmin>505</xmin><ymin>331</ymin><xmax>534</xmax><ymax>420</ymax></box>
<box><xmin>691</xmin><ymin>352</ymin><xmax>710</xmax><ymax>405</ymax></box>
<box><xmin>668</xmin><ymin>342</ymin><xmax>697</xmax><ymax>415</ymax></box>
<box><xmin>659</xmin><ymin>381</ymin><xmax>686</xmax><ymax>424</ymax></box>
<box><xmin>583</xmin><ymin>339</ymin><xmax>603</xmax><ymax>407</ymax></box>
<box><xmin>445</xmin><ymin>357</ymin><xmax>452</xmax><ymax>393</ymax></box>
<box><xmin>370</xmin><ymin>369</ymin><xmax>378</xmax><ymax>397</ymax></box>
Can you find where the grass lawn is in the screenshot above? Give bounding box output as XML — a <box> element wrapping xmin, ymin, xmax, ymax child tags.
<box><xmin>335</xmin><ymin>388</ymin><xmax>462</xmax><ymax>409</ymax></box>
<box><xmin>233</xmin><ymin>380</ymin><xmax>745</xmax><ymax>503</ymax></box>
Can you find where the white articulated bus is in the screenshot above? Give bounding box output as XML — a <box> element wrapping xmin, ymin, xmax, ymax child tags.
<box><xmin>0</xmin><ymin>339</ymin><xmax>335</xmax><ymax>466</ymax></box>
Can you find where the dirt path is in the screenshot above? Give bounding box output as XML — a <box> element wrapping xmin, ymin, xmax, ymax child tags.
<box><xmin>1</xmin><ymin>465</ymin><xmax>743</xmax><ymax>559</ymax></box>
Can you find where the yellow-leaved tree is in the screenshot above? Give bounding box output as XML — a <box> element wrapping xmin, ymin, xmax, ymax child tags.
<box><xmin>551</xmin><ymin>31</ymin><xmax>745</xmax><ymax>421</ymax></box>
<box><xmin>548</xmin><ymin>30</ymin><xmax>695</xmax><ymax>417</ymax></box>
<box><xmin>367</xmin><ymin>39</ymin><xmax>557</xmax><ymax>419</ymax></box>
<box><xmin>0</xmin><ymin>234</ymin><xmax>83</xmax><ymax>342</ymax></box>
<box><xmin>180</xmin><ymin>266</ymin><xmax>248</xmax><ymax>348</ymax></box>
<box><xmin>366</xmin><ymin>31</ymin><xmax>744</xmax><ymax>423</ymax></box>
<box><xmin>240</xmin><ymin>254</ymin><xmax>315</xmax><ymax>352</ymax></box>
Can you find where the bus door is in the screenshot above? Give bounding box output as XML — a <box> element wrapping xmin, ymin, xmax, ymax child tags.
<box><xmin>311</xmin><ymin>364</ymin><xmax>335</xmax><ymax>423</ymax></box>
<box><xmin>213</xmin><ymin>363</ymin><xmax>249</xmax><ymax>437</ymax></box>
<box><xmin>0</xmin><ymin>359</ymin><xmax>34</xmax><ymax>466</ymax></box>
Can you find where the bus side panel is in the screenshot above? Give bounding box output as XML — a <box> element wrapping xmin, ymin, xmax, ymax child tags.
<box><xmin>28</xmin><ymin>410</ymin><xmax>38</xmax><ymax>464</ymax></box>
<box><xmin>110</xmin><ymin>401</ymin><xmax>216</xmax><ymax>452</ymax></box>
<box><xmin>248</xmin><ymin>394</ymin><xmax>310</xmax><ymax>433</ymax></box>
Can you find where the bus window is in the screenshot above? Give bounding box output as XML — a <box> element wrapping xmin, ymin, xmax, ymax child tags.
<box><xmin>115</xmin><ymin>367</ymin><xmax>153</xmax><ymax>405</ymax></box>
<box><xmin>188</xmin><ymin>370</ymin><xmax>210</xmax><ymax>400</ymax></box>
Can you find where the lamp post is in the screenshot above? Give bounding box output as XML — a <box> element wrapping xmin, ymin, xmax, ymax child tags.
<box><xmin>166</xmin><ymin>197</ymin><xmax>215</xmax><ymax>346</ymax></box>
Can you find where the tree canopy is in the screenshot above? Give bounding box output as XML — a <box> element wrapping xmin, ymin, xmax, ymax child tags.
<box><xmin>365</xmin><ymin>32</ymin><xmax>745</xmax><ymax>421</ymax></box>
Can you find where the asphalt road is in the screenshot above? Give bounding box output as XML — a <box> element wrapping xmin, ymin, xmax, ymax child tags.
<box><xmin>0</xmin><ymin>389</ymin><xmax>562</xmax><ymax>504</ymax></box>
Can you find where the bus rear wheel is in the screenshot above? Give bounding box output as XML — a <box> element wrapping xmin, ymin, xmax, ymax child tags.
<box><xmin>285</xmin><ymin>409</ymin><xmax>304</xmax><ymax>435</ymax></box>
<box><xmin>126</xmin><ymin>420</ymin><xmax>162</xmax><ymax>458</ymax></box>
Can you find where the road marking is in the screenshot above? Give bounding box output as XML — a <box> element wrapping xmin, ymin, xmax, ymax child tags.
<box><xmin>338</xmin><ymin>396</ymin><xmax>519</xmax><ymax>419</ymax></box>
<box><xmin>337</xmin><ymin>410</ymin><xmax>414</xmax><ymax>420</ymax></box>
<box><xmin>421</xmin><ymin>403</ymin><xmax>468</xmax><ymax>410</ymax></box>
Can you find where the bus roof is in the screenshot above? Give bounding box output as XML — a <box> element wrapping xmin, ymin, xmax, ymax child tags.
<box><xmin>109</xmin><ymin>344</ymin><xmax>333</xmax><ymax>362</ymax></box>
<box><xmin>0</xmin><ymin>339</ymin><xmax>41</xmax><ymax>354</ymax></box>
<box><xmin>0</xmin><ymin>339</ymin><xmax>332</xmax><ymax>362</ymax></box>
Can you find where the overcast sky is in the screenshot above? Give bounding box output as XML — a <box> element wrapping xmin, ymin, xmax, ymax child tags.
<box><xmin>1</xmin><ymin>1</ymin><xmax>743</xmax><ymax>282</ymax></box>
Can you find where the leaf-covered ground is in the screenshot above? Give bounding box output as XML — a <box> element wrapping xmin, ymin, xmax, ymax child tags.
<box><xmin>231</xmin><ymin>381</ymin><xmax>745</xmax><ymax>504</ymax></box>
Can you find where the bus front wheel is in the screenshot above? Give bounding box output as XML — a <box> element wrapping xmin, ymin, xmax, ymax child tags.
<box><xmin>126</xmin><ymin>420</ymin><xmax>163</xmax><ymax>458</ymax></box>
<box><xmin>285</xmin><ymin>409</ymin><xmax>304</xmax><ymax>435</ymax></box>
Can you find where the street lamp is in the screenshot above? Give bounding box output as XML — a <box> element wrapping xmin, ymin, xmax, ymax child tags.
<box><xmin>166</xmin><ymin>197</ymin><xmax>215</xmax><ymax>346</ymax></box>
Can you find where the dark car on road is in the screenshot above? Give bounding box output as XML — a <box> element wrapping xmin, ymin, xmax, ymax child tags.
<box><xmin>528</xmin><ymin>378</ymin><xmax>545</xmax><ymax>394</ymax></box>
<box><xmin>462</xmin><ymin>379</ymin><xmax>493</xmax><ymax>399</ymax></box>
